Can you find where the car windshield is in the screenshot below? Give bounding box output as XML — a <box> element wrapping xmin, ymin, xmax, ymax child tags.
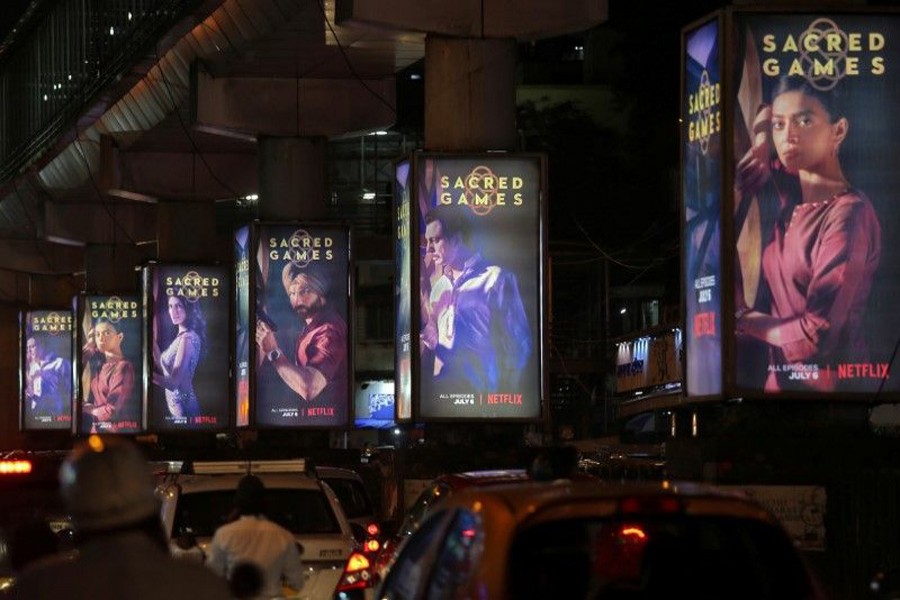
<box><xmin>322</xmin><ymin>477</ymin><xmax>373</xmax><ymax>519</ymax></box>
<box><xmin>172</xmin><ymin>489</ymin><xmax>341</xmax><ymax>538</ymax></box>
<box><xmin>508</xmin><ymin>515</ymin><xmax>817</xmax><ymax>600</ymax></box>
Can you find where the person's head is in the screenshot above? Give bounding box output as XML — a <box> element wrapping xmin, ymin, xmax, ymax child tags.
<box><xmin>424</xmin><ymin>205</ymin><xmax>473</xmax><ymax>270</ymax></box>
<box><xmin>234</xmin><ymin>474</ymin><xmax>266</xmax><ymax>516</ymax></box>
<box><xmin>166</xmin><ymin>294</ymin><xmax>206</xmax><ymax>336</ymax></box>
<box><xmin>770</xmin><ymin>75</ymin><xmax>848</xmax><ymax>175</ymax></box>
<box><xmin>26</xmin><ymin>336</ymin><xmax>43</xmax><ymax>362</ymax></box>
<box><xmin>285</xmin><ymin>269</ymin><xmax>328</xmax><ymax>319</ymax></box>
<box><xmin>58</xmin><ymin>435</ymin><xmax>160</xmax><ymax>535</ymax></box>
<box><xmin>93</xmin><ymin>318</ymin><xmax>124</xmax><ymax>356</ymax></box>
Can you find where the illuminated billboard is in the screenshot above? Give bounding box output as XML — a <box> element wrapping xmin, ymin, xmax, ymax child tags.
<box><xmin>731</xmin><ymin>14</ymin><xmax>900</xmax><ymax>396</ymax></box>
<box><xmin>76</xmin><ymin>295</ymin><xmax>143</xmax><ymax>434</ymax></box>
<box><xmin>234</xmin><ymin>226</ymin><xmax>251</xmax><ymax>427</ymax></box>
<box><xmin>683</xmin><ymin>17</ymin><xmax>723</xmax><ymax>397</ymax></box>
<box><xmin>616</xmin><ymin>330</ymin><xmax>684</xmax><ymax>394</ymax></box>
<box><xmin>21</xmin><ymin>309</ymin><xmax>74</xmax><ymax>431</ymax></box>
<box><xmin>394</xmin><ymin>159</ymin><xmax>412</xmax><ymax>421</ymax></box>
<box><xmin>254</xmin><ymin>224</ymin><xmax>351</xmax><ymax>428</ymax></box>
<box><xmin>412</xmin><ymin>154</ymin><xmax>545</xmax><ymax>420</ymax></box>
<box><xmin>354</xmin><ymin>379</ymin><xmax>396</xmax><ymax>429</ymax></box>
<box><xmin>144</xmin><ymin>264</ymin><xmax>230</xmax><ymax>431</ymax></box>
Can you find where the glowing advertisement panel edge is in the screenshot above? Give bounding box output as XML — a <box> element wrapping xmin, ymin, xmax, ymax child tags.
<box><xmin>683</xmin><ymin>18</ymin><xmax>723</xmax><ymax>397</ymax></box>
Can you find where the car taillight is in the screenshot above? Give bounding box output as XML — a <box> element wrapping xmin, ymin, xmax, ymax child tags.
<box><xmin>335</xmin><ymin>552</ymin><xmax>373</xmax><ymax>592</ymax></box>
<box><xmin>366</xmin><ymin>522</ymin><xmax>380</xmax><ymax>537</ymax></box>
<box><xmin>0</xmin><ymin>460</ymin><xmax>32</xmax><ymax>474</ymax></box>
<box><xmin>364</xmin><ymin>538</ymin><xmax>380</xmax><ymax>553</ymax></box>
<box><xmin>617</xmin><ymin>496</ymin><xmax>682</xmax><ymax>515</ymax></box>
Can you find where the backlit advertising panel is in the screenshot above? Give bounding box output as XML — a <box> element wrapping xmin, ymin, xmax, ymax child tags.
<box><xmin>235</xmin><ymin>226</ymin><xmax>251</xmax><ymax>427</ymax></box>
<box><xmin>355</xmin><ymin>379</ymin><xmax>396</xmax><ymax>429</ymax></box>
<box><xmin>732</xmin><ymin>13</ymin><xmax>900</xmax><ymax>396</ymax></box>
<box><xmin>21</xmin><ymin>309</ymin><xmax>74</xmax><ymax>430</ymax></box>
<box><xmin>145</xmin><ymin>264</ymin><xmax>230</xmax><ymax>431</ymax></box>
<box><xmin>414</xmin><ymin>154</ymin><xmax>544</xmax><ymax>419</ymax></box>
<box><xmin>683</xmin><ymin>18</ymin><xmax>723</xmax><ymax>397</ymax></box>
<box><xmin>395</xmin><ymin>159</ymin><xmax>412</xmax><ymax>421</ymax></box>
<box><xmin>254</xmin><ymin>224</ymin><xmax>350</xmax><ymax>428</ymax></box>
<box><xmin>76</xmin><ymin>295</ymin><xmax>143</xmax><ymax>434</ymax></box>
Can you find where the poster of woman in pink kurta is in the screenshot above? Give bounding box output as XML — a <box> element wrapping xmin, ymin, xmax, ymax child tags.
<box><xmin>732</xmin><ymin>14</ymin><xmax>898</xmax><ymax>395</ymax></box>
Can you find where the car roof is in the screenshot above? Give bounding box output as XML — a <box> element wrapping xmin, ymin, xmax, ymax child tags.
<box><xmin>436</xmin><ymin>480</ymin><xmax>779</xmax><ymax>526</ymax></box>
<box><xmin>316</xmin><ymin>466</ymin><xmax>364</xmax><ymax>481</ymax></box>
<box><xmin>161</xmin><ymin>471</ymin><xmax>322</xmax><ymax>493</ymax></box>
<box><xmin>435</xmin><ymin>469</ymin><xmax>531</xmax><ymax>490</ymax></box>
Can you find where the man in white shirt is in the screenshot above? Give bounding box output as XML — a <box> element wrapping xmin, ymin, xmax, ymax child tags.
<box><xmin>206</xmin><ymin>475</ymin><xmax>305</xmax><ymax>598</ymax></box>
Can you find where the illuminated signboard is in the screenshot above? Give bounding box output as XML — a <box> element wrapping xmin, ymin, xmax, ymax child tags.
<box><xmin>683</xmin><ymin>17</ymin><xmax>723</xmax><ymax>397</ymax></box>
<box><xmin>731</xmin><ymin>14</ymin><xmax>900</xmax><ymax>396</ymax></box>
<box><xmin>21</xmin><ymin>309</ymin><xmax>74</xmax><ymax>431</ymax></box>
<box><xmin>254</xmin><ymin>224</ymin><xmax>351</xmax><ymax>428</ymax></box>
<box><xmin>413</xmin><ymin>154</ymin><xmax>545</xmax><ymax>420</ymax></box>
<box><xmin>234</xmin><ymin>226</ymin><xmax>251</xmax><ymax>427</ymax></box>
<box><xmin>144</xmin><ymin>264</ymin><xmax>230</xmax><ymax>431</ymax></box>
<box><xmin>616</xmin><ymin>330</ymin><xmax>684</xmax><ymax>394</ymax></box>
<box><xmin>354</xmin><ymin>379</ymin><xmax>396</xmax><ymax>429</ymax></box>
<box><xmin>76</xmin><ymin>295</ymin><xmax>143</xmax><ymax>434</ymax></box>
<box><xmin>395</xmin><ymin>159</ymin><xmax>412</xmax><ymax>421</ymax></box>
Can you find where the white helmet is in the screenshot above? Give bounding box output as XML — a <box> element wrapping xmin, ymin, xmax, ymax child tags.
<box><xmin>59</xmin><ymin>436</ymin><xmax>160</xmax><ymax>532</ymax></box>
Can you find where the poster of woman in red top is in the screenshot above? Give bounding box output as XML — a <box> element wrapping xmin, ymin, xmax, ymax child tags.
<box><xmin>732</xmin><ymin>14</ymin><xmax>898</xmax><ymax>395</ymax></box>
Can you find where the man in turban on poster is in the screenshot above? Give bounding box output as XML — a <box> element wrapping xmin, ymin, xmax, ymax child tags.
<box><xmin>255</xmin><ymin>264</ymin><xmax>347</xmax><ymax>407</ymax></box>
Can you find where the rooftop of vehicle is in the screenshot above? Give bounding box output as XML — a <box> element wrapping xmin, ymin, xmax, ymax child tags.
<box><xmin>437</xmin><ymin>480</ymin><xmax>777</xmax><ymax>524</ymax></box>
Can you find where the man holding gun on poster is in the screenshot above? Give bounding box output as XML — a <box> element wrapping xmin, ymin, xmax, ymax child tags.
<box><xmin>255</xmin><ymin>263</ymin><xmax>347</xmax><ymax>406</ymax></box>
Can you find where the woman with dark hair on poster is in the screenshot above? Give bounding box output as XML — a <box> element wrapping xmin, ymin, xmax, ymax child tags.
<box><xmin>734</xmin><ymin>75</ymin><xmax>881</xmax><ymax>392</ymax></box>
<box><xmin>82</xmin><ymin>317</ymin><xmax>136</xmax><ymax>432</ymax></box>
<box><xmin>152</xmin><ymin>295</ymin><xmax>205</xmax><ymax>418</ymax></box>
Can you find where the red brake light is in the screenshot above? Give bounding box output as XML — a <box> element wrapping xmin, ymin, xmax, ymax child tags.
<box><xmin>619</xmin><ymin>525</ymin><xmax>647</xmax><ymax>541</ymax></box>
<box><xmin>366</xmin><ymin>522</ymin><xmax>380</xmax><ymax>537</ymax></box>
<box><xmin>0</xmin><ymin>460</ymin><xmax>32</xmax><ymax>474</ymax></box>
<box><xmin>365</xmin><ymin>539</ymin><xmax>380</xmax><ymax>553</ymax></box>
<box><xmin>335</xmin><ymin>552</ymin><xmax>374</xmax><ymax>592</ymax></box>
<box><xmin>618</xmin><ymin>496</ymin><xmax>682</xmax><ymax>515</ymax></box>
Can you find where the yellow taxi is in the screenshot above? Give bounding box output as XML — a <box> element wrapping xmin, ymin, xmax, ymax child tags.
<box><xmin>374</xmin><ymin>480</ymin><xmax>825</xmax><ymax>600</ymax></box>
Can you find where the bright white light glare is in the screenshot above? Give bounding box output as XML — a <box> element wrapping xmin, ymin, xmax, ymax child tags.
<box><xmin>409</xmin><ymin>73</ymin><xmax>421</xmax><ymax>80</ymax></box>
<box><xmin>109</xmin><ymin>26</ymin><xmax>115</xmax><ymax>35</ymax></box>
<box><xmin>43</xmin><ymin>94</ymin><xmax>48</xmax><ymax>101</ymax></box>
<box><xmin>127</xmin><ymin>11</ymin><xmax>133</xmax><ymax>20</ymax></box>
<box><xmin>375</xmin><ymin>130</ymin><xmax>387</xmax><ymax>136</ymax></box>
<box><xmin>619</xmin><ymin>307</ymin><xmax>627</xmax><ymax>315</ymax></box>
<box><xmin>393</xmin><ymin>428</ymin><xmax>401</xmax><ymax>436</ymax></box>
<box><xmin>245</xmin><ymin>194</ymin><xmax>259</xmax><ymax>201</ymax></box>
<box><xmin>362</xmin><ymin>192</ymin><xmax>376</xmax><ymax>200</ymax></box>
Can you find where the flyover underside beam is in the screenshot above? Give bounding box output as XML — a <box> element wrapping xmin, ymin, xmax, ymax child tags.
<box><xmin>193</xmin><ymin>70</ymin><xmax>396</xmax><ymax>138</ymax></box>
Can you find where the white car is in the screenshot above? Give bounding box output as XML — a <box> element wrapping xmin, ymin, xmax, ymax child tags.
<box><xmin>156</xmin><ymin>459</ymin><xmax>357</xmax><ymax>600</ymax></box>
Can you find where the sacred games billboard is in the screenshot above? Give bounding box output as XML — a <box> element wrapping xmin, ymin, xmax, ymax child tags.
<box><xmin>76</xmin><ymin>294</ymin><xmax>143</xmax><ymax>434</ymax></box>
<box><xmin>730</xmin><ymin>13</ymin><xmax>900</xmax><ymax>398</ymax></box>
<box><xmin>144</xmin><ymin>264</ymin><xmax>230</xmax><ymax>431</ymax></box>
<box><xmin>234</xmin><ymin>226</ymin><xmax>251</xmax><ymax>427</ymax></box>
<box><xmin>683</xmin><ymin>11</ymin><xmax>900</xmax><ymax>399</ymax></box>
<box><xmin>254</xmin><ymin>224</ymin><xmax>351</xmax><ymax>428</ymax></box>
<box><xmin>683</xmin><ymin>17</ymin><xmax>723</xmax><ymax>398</ymax></box>
<box><xmin>408</xmin><ymin>154</ymin><xmax>546</xmax><ymax>420</ymax></box>
<box><xmin>394</xmin><ymin>160</ymin><xmax>413</xmax><ymax>421</ymax></box>
<box><xmin>20</xmin><ymin>309</ymin><xmax>74</xmax><ymax>431</ymax></box>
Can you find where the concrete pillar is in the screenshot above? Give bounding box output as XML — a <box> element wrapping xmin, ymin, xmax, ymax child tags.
<box><xmin>258</xmin><ymin>137</ymin><xmax>328</xmax><ymax>221</ymax></box>
<box><xmin>84</xmin><ymin>244</ymin><xmax>144</xmax><ymax>293</ymax></box>
<box><xmin>156</xmin><ymin>202</ymin><xmax>219</xmax><ymax>262</ymax></box>
<box><xmin>425</xmin><ymin>36</ymin><xmax>518</xmax><ymax>152</ymax></box>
